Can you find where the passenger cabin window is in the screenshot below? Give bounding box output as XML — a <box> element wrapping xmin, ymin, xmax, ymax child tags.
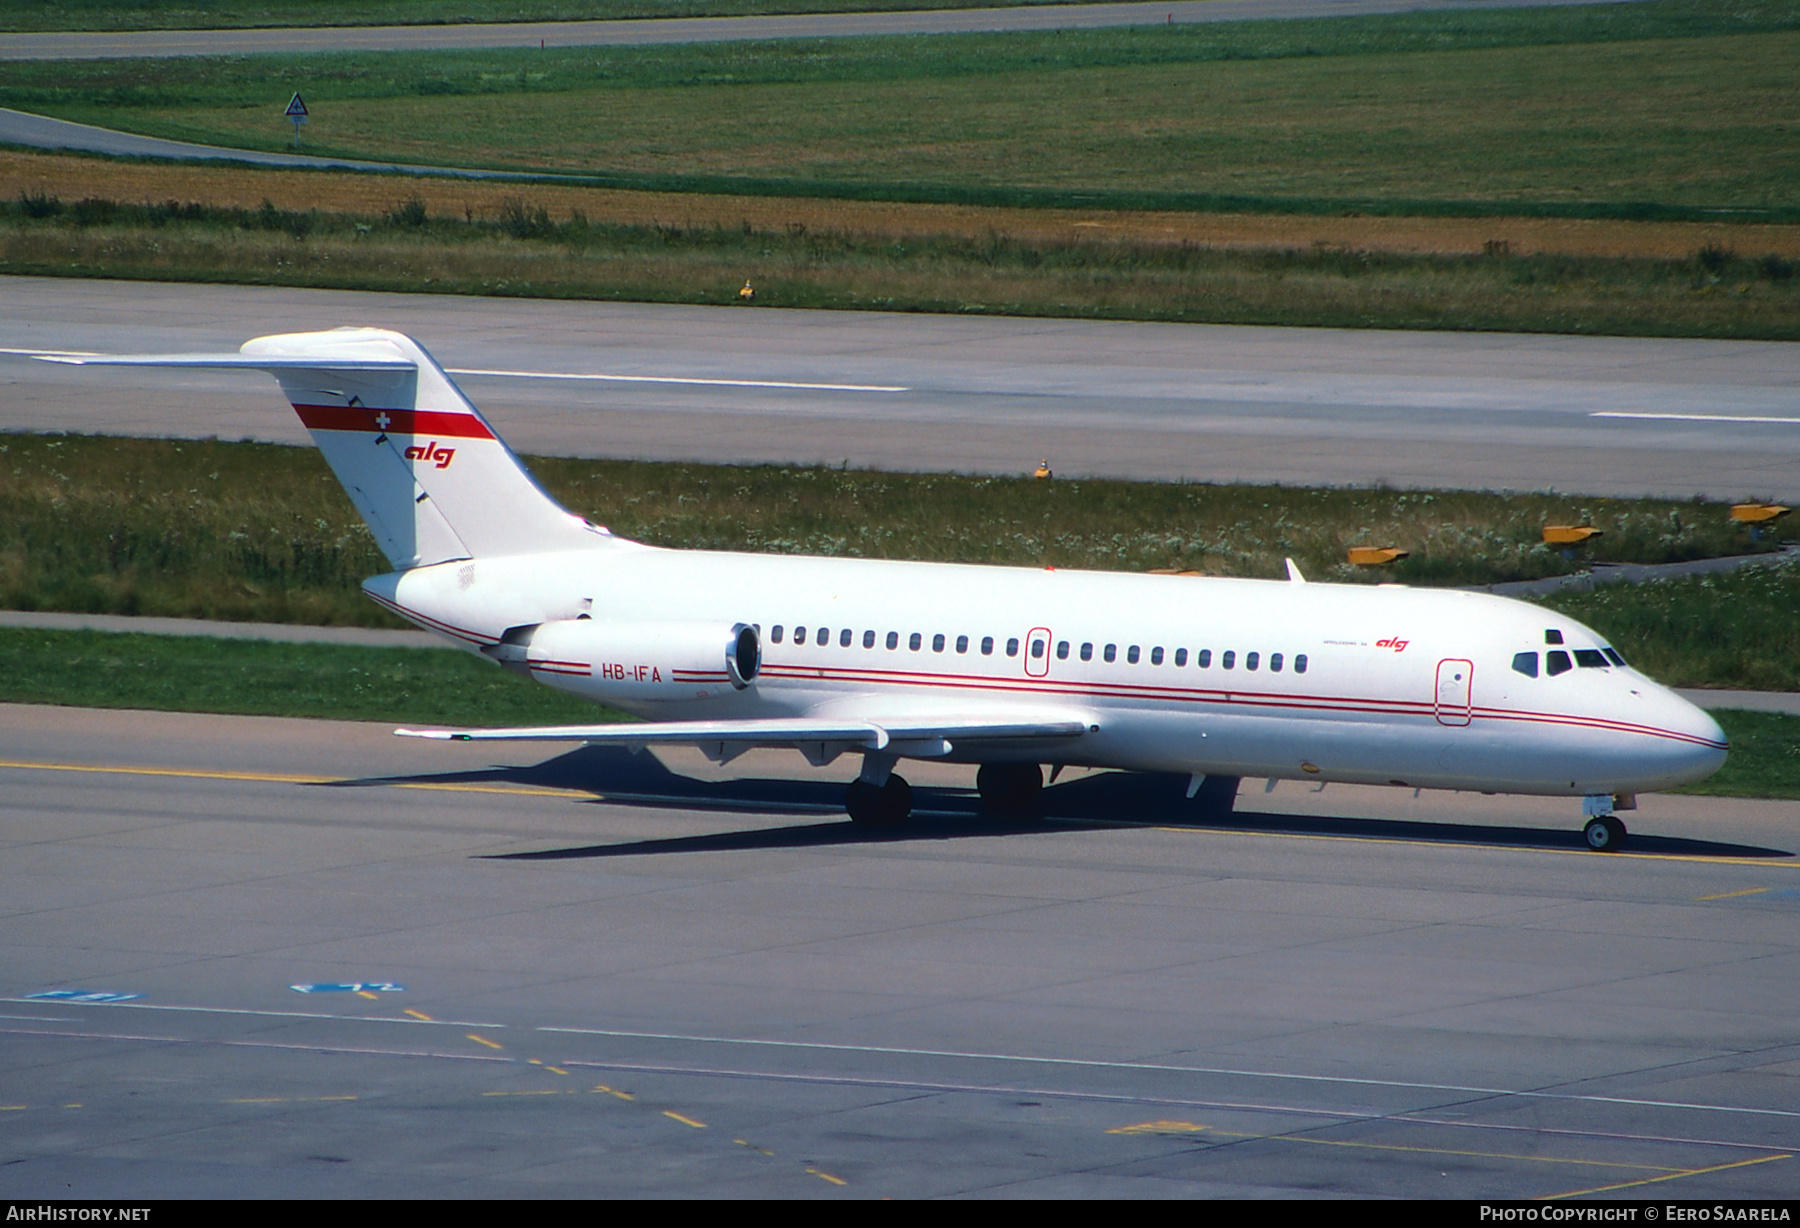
<box><xmin>956</xmin><ymin>635</ymin><xmax>969</xmax><ymax>654</ymax></box>
<box><xmin>1151</xmin><ymin>647</ymin><xmax>1164</xmax><ymax>665</ymax></box>
<box><xmin>1198</xmin><ymin>649</ymin><xmax>1212</xmax><ymax>668</ymax></box>
<box><xmin>1056</xmin><ymin>640</ymin><xmax>1069</xmax><ymax>659</ymax></box>
<box><xmin>794</xmin><ymin>626</ymin><xmax>807</xmax><ymax>645</ymax></box>
<box><xmin>1294</xmin><ymin>653</ymin><xmax>1308</xmax><ymax>674</ymax></box>
<box><xmin>1030</xmin><ymin>639</ymin><xmax>1045</xmax><ymax>659</ymax></box>
<box><xmin>1246</xmin><ymin>651</ymin><xmax>1259</xmax><ymax>671</ymax></box>
<box><xmin>1222</xmin><ymin>650</ymin><xmax>1236</xmax><ymax>670</ymax></box>
<box><xmin>1512</xmin><ymin>652</ymin><xmax>1539</xmax><ymax>678</ymax></box>
<box><xmin>1103</xmin><ymin>644</ymin><xmax>1117</xmax><ymax>663</ymax></box>
<box><xmin>933</xmin><ymin>633</ymin><xmax>946</xmax><ymax>652</ymax></box>
<box><xmin>1270</xmin><ymin>652</ymin><xmax>1283</xmax><ymax>672</ymax></box>
<box><xmin>840</xmin><ymin>628</ymin><xmax>853</xmax><ymax>648</ymax></box>
<box><xmin>771</xmin><ymin>625</ymin><xmax>784</xmax><ymax>643</ymax></box>
<box><xmin>863</xmin><ymin>630</ymin><xmax>876</xmax><ymax>648</ymax></box>
<box><xmin>817</xmin><ymin>627</ymin><xmax>828</xmax><ymax>645</ymax></box>
<box><xmin>1575</xmin><ymin>649</ymin><xmax>1608</xmax><ymax>669</ymax></box>
<box><xmin>1080</xmin><ymin>643</ymin><xmax>1093</xmax><ymax>661</ymax></box>
<box><xmin>1127</xmin><ymin>646</ymin><xmax>1140</xmax><ymax>664</ymax></box>
<box><xmin>909</xmin><ymin>632</ymin><xmax>922</xmax><ymax>651</ymax></box>
<box><xmin>1006</xmin><ymin>638</ymin><xmax>1020</xmax><ymax>657</ymax></box>
<box><xmin>1546</xmin><ymin>650</ymin><xmax>1573</xmax><ymax>676</ymax></box>
<box><xmin>887</xmin><ymin>631</ymin><xmax>899</xmax><ymax>650</ymax></box>
<box><xmin>1174</xmin><ymin>648</ymin><xmax>1187</xmax><ymax>666</ymax></box>
<box><xmin>981</xmin><ymin>636</ymin><xmax>994</xmax><ymax>655</ymax></box>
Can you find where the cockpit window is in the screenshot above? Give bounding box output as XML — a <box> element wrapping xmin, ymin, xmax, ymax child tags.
<box><xmin>1575</xmin><ymin>649</ymin><xmax>1608</xmax><ymax>669</ymax></box>
<box><xmin>1512</xmin><ymin>652</ymin><xmax>1539</xmax><ymax>678</ymax></box>
<box><xmin>1545</xmin><ymin>629</ymin><xmax>1564</xmax><ymax>645</ymax></box>
<box><xmin>1546</xmin><ymin>650</ymin><xmax>1572</xmax><ymax>676</ymax></box>
<box><xmin>1603</xmin><ymin>647</ymin><xmax>1627</xmax><ymax>667</ymax></box>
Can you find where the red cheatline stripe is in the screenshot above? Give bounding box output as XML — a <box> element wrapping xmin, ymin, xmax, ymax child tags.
<box><xmin>366</xmin><ymin>592</ymin><xmax>495</xmax><ymax>647</ymax></box>
<box><xmin>757</xmin><ymin>663</ymin><xmax>1718</xmax><ymax>747</ymax></box>
<box><xmin>293</xmin><ymin>404</ymin><xmax>495</xmax><ymax>440</ymax></box>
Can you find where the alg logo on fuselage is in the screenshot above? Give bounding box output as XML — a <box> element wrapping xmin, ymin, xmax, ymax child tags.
<box><xmin>404</xmin><ymin>441</ymin><xmax>456</xmax><ymax>469</ymax></box>
<box><xmin>1375</xmin><ymin>637</ymin><xmax>1410</xmax><ymax>652</ymax></box>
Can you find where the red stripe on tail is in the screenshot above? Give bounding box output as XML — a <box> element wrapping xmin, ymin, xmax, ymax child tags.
<box><xmin>294</xmin><ymin>404</ymin><xmax>495</xmax><ymax>440</ymax></box>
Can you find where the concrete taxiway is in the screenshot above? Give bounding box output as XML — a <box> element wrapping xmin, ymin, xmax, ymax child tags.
<box><xmin>5</xmin><ymin>277</ymin><xmax>1798</xmax><ymax>500</ymax></box>
<box><xmin>0</xmin><ymin>702</ymin><xmax>1796</xmax><ymax>1197</ymax></box>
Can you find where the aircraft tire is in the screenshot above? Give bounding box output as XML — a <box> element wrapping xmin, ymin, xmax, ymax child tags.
<box><xmin>879</xmin><ymin>774</ymin><xmax>913</xmax><ymax>824</ymax></box>
<box><xmin>847</xmin><ymin>775</ymin><xmax>912</xmax><ymax>826</ymax></box>
<box><xmin>1582</xmin><ymin>815</ymin><xmax>1627</xmax><ymax>852</ymax></box>
<box><xmin>977</xmin><ymin>763</ymin><xmax>1042</xmax><ymax>815</ymax></box>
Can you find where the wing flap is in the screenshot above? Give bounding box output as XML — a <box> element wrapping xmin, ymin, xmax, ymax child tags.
<box><xmin>396</xmin><ymin>713</ymin><xmax>1090</xmax><ymax>749</ymax></box>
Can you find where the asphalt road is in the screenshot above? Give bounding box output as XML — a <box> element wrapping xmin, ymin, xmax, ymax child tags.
<box><xmin>4</xmin><ymin>276</ymin><xmax>1797</xmax><ymax>500</ymax></box>
<box><xmin>0</xmin><ymin>0</ymin><xmax>1637</xmax><ymax>60</ymax></box>
<box><xmin>0</xmin><ymin>702</ymin><xmax>1795</xmax><ymax>1197</ymax></box>
<box><xmin>0</xmin><ymin>107</ymin><xmax>556</xmax><ymax>178</ymax></box>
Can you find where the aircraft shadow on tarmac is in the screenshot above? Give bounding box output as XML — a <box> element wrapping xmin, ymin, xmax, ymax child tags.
<box><xmin>323</xmin><ymin>745</ymin><xmax>1793</xmax><ymax>863</ymax></box>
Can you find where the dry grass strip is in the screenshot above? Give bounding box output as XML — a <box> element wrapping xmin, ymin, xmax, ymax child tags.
<box><xmin>7</xmin><ymin>150</ymin><xmax>1799</xmax><ymax>260</ymax></box>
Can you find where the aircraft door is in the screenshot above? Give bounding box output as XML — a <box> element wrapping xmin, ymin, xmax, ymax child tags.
<box><xmin>1024</xmin><ymin>627</ymin><xmax>1052</xmax><ymax>678</ymax></box>
<box><xmin>1435</xmin><ymin>658</ymin><xmax>1473</xmax><ymax>727</ymax></box>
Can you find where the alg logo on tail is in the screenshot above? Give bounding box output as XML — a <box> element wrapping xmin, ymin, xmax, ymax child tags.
<box><xmin>404</xmin><ymin>441</ymin><xmax>456</xmax><ymax>469</ymax></box>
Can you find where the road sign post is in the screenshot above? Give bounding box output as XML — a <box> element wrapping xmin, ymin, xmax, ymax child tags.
<box><xmin>284</xmin><ymin>92</ymin><xmax>308</xmax><ymax>149</ymax></box>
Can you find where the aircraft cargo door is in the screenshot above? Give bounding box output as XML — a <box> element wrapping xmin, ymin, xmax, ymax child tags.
<box><xmin>1435</xmin><ymin>658</ymin><xmax>1473</xmax><ymax>727</ymax></box>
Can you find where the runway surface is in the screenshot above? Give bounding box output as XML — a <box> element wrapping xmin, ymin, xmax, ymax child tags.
<box><xmin>5</xmin><ymin>277</ymin><xmax>1798</xmax><ymax>500</ymax></box>
<box><xmin>0</xmin><ymin>702</ymin><xmax>1795</xmax><ymax>1197</ymax></box>
<box><xmin>0</xmin><ymin>0</ymin><xmax>1635</xmax><ymax>60</ymax></box>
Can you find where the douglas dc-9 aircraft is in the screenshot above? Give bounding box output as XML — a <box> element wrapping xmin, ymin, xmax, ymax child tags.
<box><xmin>49</xmin><ymin>328</ymin><xmax>1729</xmax><ymax>849</ymax></box>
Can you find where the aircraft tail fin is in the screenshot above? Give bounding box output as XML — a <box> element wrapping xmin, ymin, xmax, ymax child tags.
<box><xmin>46</xmin><ymin>327</ymin><xmax>605</xmax><ymax>569</ymax></box>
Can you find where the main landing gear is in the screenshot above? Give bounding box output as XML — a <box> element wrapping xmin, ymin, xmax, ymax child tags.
<box><xmin>976</xmin><ymin>763</ymin><xmax>1043</xmax><ymax>815</ymax></box>
<box><xmin>844</xmin><ymin>761</ymin><xmax>1047</xmax><ymax>826</ymax></box>
<box><xmin>1581</xmin><ymin>794</ymin><xmax>1631</xmax><ymax>851</ymax></box>
<box><xmin>845</xmin><ymin>774</ymin><xmax>913</xmax><ymax>826</ymax></box>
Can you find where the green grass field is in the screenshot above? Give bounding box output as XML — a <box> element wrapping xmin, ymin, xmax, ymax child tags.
<box><xmin>0</xmin><ymin>626</ymin><xmax>603</xmax><ymax>724</ymax></box>
<box><xmin>5</xmin><ymin>1</ymin><xmax>1799</xmax><ymax>218</ymax></box>
<box><xmin>1536</xmin><ymin>565</ymin><xmax>1800</xmax><ymax>692</ymax></box>
<box><xmin>1671</xmin><ymin>710</ymin><xmax>1800</xmax><ymax>800</ymax></box>
<box><xmin>3</xmin><ymin>432</ymin><xmax>1795</xmax><ymax>689</ymax></box>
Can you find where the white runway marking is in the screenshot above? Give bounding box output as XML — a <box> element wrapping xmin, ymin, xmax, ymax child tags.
<box><xmin>1592</xmin><ymin>411</ymin><xmax>1800</xmax><ymax>425</ymax></box>
<box><xmin>0</xmin><ymin>996</ymin><xmax>503</xmax><ymax>1028</ymax></box>
<box><xmin>539</xmin><ymin>1025</ymin><xmax>1800</xmax><ymax>1121</ymax></box>
<box><xmin>447</xmin><ymin>366</ymin><xmax>908</xmax><ymax>393</ymax></box>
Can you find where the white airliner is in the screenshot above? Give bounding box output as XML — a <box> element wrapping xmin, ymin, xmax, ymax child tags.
<box><xmin>49</xmin><ymin>327</ymin><xmax>1728</xmax><ymax>850</ymax></box>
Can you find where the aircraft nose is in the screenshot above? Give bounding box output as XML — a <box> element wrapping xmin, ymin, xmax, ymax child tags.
<box><xmin>1660</xmin><ymin>690</ymin><xmax>1729</xmax><ymax>785</ymax></box>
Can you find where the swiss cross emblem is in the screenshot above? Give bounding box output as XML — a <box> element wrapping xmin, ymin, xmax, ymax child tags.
<box><xmin>374</xmin><ymin>412</ymin><xmax>391</xmax><ymax>430</ymax></box>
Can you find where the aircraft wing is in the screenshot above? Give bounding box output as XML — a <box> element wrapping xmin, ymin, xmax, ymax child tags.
<box><xmin>36</xmin><ymin>353</ymin><xmax>415</xmax><ymax>371</ymax></box>
<box><xmin>396</xmin><ymin>713</ymin><xmax>1091</xmax><ymax>754</ymax></box>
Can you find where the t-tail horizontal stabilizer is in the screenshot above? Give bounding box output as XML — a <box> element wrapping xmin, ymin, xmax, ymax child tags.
<box><xmin>40</xmin><ymin>328</ymin><xmax>605</xmax><ymax>569</ymax></box>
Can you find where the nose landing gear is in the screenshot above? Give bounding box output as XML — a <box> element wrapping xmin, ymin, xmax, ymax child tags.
<box><xmin>1583</xmin><ymin>814</ymin><xmax>1627</xmax><ymax>851</ymax></box>
<box><xmin>1581</xmin><ymin>794</ymin><xmax>1630</xmax><ymax>851</ymax></box>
